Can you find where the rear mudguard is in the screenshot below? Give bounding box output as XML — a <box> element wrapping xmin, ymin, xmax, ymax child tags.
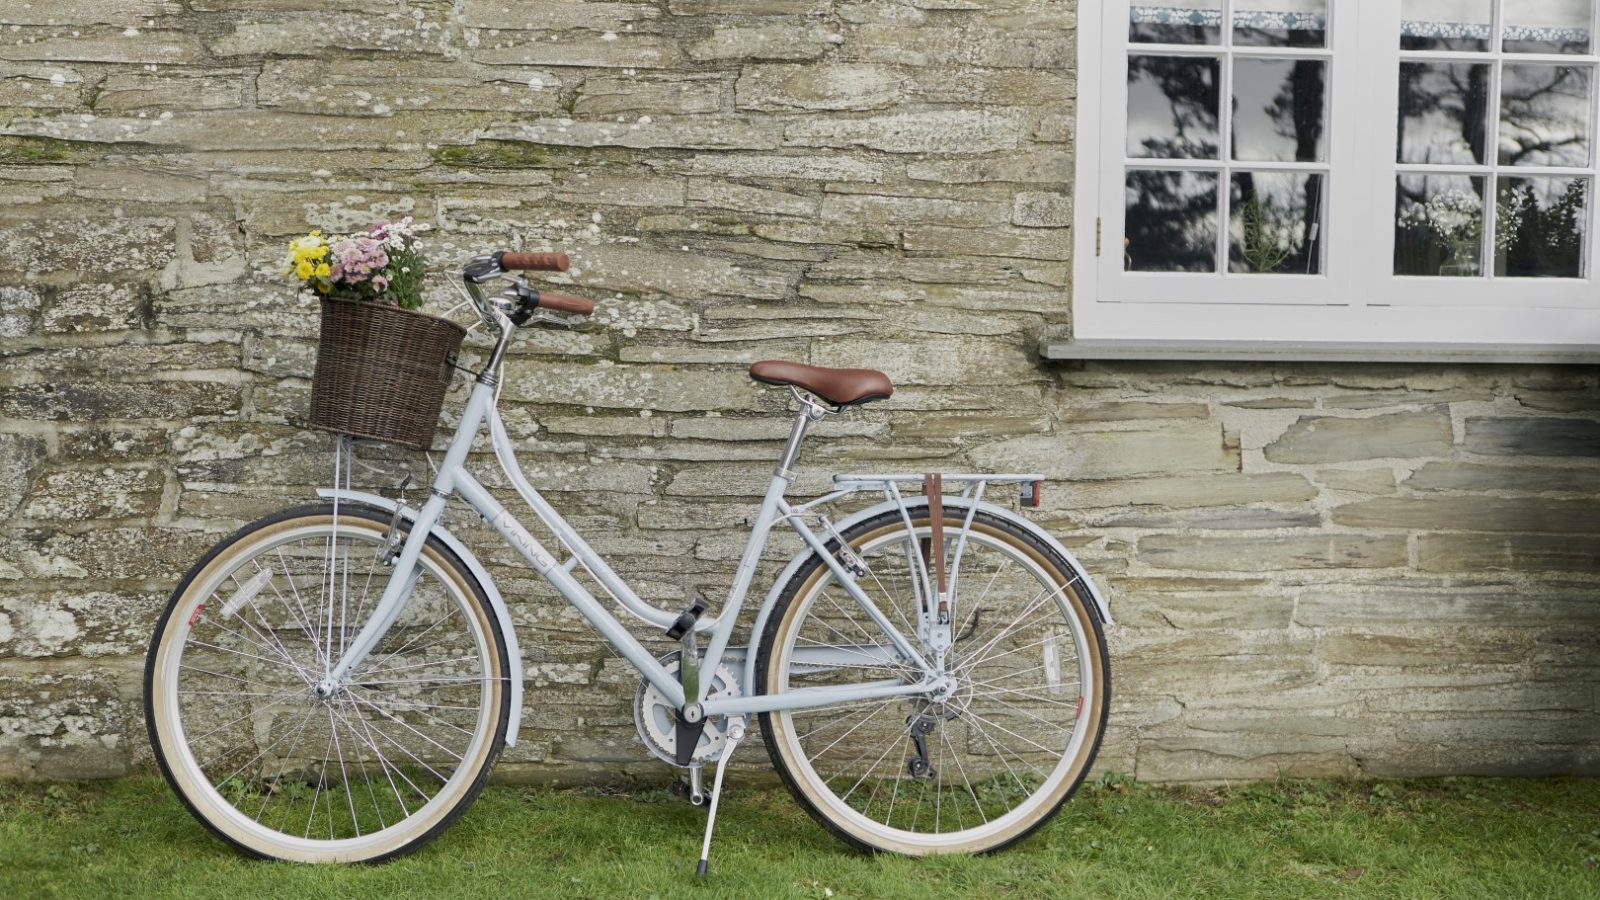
<box><xmin>316</xmin><ymin>489</ymin><xmax>525</xmax><ymax>748</ymax></box>
<box><xmin>740</xmin><ymin>495</ymin><xmax>1113</xmax><ymax>695</ymax></box>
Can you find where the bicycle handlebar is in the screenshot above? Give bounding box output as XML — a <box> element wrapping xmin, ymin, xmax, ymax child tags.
<box><xmin>496</xmin><ymin>251</ymin><xmax>569</xmax><ymax>272</ymax></box>
<box><xmin>532</xmin><ymin>291</ymin><xmax>594</xmax><ymax>316</ymax></box>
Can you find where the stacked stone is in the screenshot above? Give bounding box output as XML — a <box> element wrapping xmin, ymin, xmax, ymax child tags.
<box><xmin>0</xmin><ymin>0</ymin><xmax>1595</xmax><ymax>782</ymax></box>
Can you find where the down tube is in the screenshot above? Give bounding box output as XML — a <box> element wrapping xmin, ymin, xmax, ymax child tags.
<box><xmin>452</xmin><ymin>471</ymin><xmax>686</xmax><ymax>706</ymax></box>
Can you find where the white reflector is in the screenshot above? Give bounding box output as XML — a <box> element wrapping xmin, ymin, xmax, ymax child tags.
<box><xmin>222</xmin><ymin>568</ymin><xmax>273</xmax><ymax>619</ymax></box>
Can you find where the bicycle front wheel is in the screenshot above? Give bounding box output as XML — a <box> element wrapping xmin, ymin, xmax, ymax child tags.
<box><xmin>757</xmin><ymin>508</ymin><xmax>1109</xmax><ymax>855</ymax></box>
<box><xmin>145</xmin><ymin>504</ymin><xmax>510</xmax><ymax>863</ymax></box>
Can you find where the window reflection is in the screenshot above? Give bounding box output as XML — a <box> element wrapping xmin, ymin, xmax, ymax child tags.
<box><xmin>1233</xmin><ymin>58</ymin><xmax>1328</xmax><ymax>162</ymax></box>
<box><xmin>1230</xmin><ymin>172</ymin><xmax>1325</xmax><ymax>274</ymax></box>
<box><xmin>1131</xmin><ymin>1</ymin><xmax>1223</xmax><ymax>44</ymax></box>
<box><xmin>1504</xmin><ymin>0</ymin><xmax>1592</xmax><ymax>53</ymax></box>
<box><xmin>1126</xmin><ymin>169</ymin><xmax>1220</xmax><ymax>272</ymax></box>
<box><xmin>1496</xmin><ymin>176</ymin><xmax>1588</xmax><ymax>277</ymax></box>
<box><xmin>1402</xmin><ymin>0</ymin><xmax>1494</xmax><ymax>51</ymax></box>
<box><xmin>1395</xmin><ymin>174</ymin><xmax>1488</xmax><ymax>276</ymax></box>
<box><xmin>1499</xmin><ymin>64</ymin><xmax>1592</xmax><ymax>166</ymax></box>
<box><xmin>1398</xmin><ymin>62</ymin><xmax>1491</xmax><ymax>165</ymax></box>
<box><xmin>1234</xmin><ymin>0</ymin><xmax>1328</xmax><ymax>47</ymax></box>
<box><xmin>1128</xmin><ymin>55</ymin><xmax>1222</xmax><ymax>159</ymax></box>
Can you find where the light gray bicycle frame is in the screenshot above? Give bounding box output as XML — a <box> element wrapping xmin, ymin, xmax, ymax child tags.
<box><xmin>316</xmin><ymin>376</ymin><xmax>987</xmax><ymax>724</ymax></box>
<box><xmin>314</xmin><ymin>272</ymin><xmax>1112</xmax><ymax>742</ymax></box>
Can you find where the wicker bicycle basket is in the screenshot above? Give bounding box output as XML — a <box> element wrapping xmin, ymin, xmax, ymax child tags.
<box><xmin>308</xmin><ymin>297</ymin><xmax>466</xmax><ymax>450</ymax></box>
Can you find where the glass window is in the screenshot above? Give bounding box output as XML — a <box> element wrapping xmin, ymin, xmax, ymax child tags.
<box><xmin>1131</xmin><ymin>0</ymin><xmax>1224</xmax><ymax>44</ymax></box>
<box><xmin>1085</xmin><ymin>0</ymin><xmax>1600</xmax><ymax>344</ymax></box>
<box><xmin>1395</xmin><ymin>1</ymin><xmax>1597</xmax><ymax>279</ymax></box>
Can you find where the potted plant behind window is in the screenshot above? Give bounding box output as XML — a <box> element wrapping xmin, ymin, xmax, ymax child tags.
<box><xmin>285</xmin><ymin>219</ymin><xmax>465</xmax><ymax>450</ymax></box>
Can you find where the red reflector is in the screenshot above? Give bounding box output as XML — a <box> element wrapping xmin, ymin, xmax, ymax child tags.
<box><xmin>1021</xmin><ymin>480</ymin><xmax>1042</xmax><ymax>508</ymax></box>
<box><xmin>187</xmin><ymin>603</ymin><xmax>205</xmax><ymax>626</ymax></box>
<box><xmin>1075</xmin><ymin>695</ymin><xmax>1084</xmax><ymax>719</ymax></box>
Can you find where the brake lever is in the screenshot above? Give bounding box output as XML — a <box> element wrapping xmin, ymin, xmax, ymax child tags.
<box><xmin>462</xmin><ymin>255</ymin><xmax>502</xmax><ymax>285</ymax></box>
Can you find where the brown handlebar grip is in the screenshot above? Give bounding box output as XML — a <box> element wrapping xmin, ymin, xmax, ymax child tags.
<box><xmin>498</xmin><ymin>251</ymin><xmax>570</xmax><ymax>272</ymax></box>
<box><xmin>537</xmin><ymin>291</ymin><xmax>594</xmax><ymax>316</ymax></box>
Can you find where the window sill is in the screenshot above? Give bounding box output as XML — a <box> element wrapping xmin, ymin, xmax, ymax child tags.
<box><xmin>1040</xmin><ymin>339</ymin><xmax>1600</xmax><ymax>365</ymax></box>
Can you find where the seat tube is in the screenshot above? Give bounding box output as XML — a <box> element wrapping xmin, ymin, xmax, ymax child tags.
<box><xmin>695</xmin><ymin>407</ymin><xmax>812</xmax><ymax>702</ymax></box>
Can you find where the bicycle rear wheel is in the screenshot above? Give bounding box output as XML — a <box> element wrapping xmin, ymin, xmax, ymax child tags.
<box><xmin>145</xmin><ymin>504</ymin><xmax>510</xmax><ymax>863</ymax></box>
<box><xmin>756</xmin><ymin>508</ymin><xmax>1109</xmax><ymax>855</ymax></box>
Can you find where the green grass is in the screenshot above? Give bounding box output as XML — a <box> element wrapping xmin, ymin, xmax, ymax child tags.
<box><xmin>2</xmin><ymin>775</ymin><xmax>1597</xmax><ymax>898</ymax></box>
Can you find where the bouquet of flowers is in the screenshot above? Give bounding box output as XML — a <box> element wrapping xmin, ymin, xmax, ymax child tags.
<box><xmin>286</xmin><ymin>218</ymin><xmax>430</xmax><ymax>309</ymax></box>
<box><xmin>291</xmin><ymin>216</ymin><xmax>465</xmax><ymax>450</ymax></box>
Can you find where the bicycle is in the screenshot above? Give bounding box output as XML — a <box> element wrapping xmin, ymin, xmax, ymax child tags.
<box><xmin>144</xmin><ymin>249</ymin><xmax>1114</xmax><ymax>869</ymax></box>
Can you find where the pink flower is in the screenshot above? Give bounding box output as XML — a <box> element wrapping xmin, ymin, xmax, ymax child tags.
<box><xmin>372</xmin><ymin>275</ymin><xmax>389</xmax><ymax>293</ymax></box>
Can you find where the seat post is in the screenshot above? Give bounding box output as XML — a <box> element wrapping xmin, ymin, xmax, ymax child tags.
<box><xmin>775</xmin><ymin>389</ymin><xmax>828</xmax><ymax>479</ymax></box>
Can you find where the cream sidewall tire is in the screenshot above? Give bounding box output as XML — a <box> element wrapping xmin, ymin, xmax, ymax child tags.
<box><xmin>146</xmin><ymin>509</ymin><xmax>508</xmax><ymax>863</ymax></box>
<box><xmin>759</xmin><ymin>513</ymin><xmax>1109</xmax><ymax>856</ymax></box>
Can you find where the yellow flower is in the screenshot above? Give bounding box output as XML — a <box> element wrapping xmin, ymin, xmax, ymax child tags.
<box><xmin>315</xmin><ymin>262</ymin><xmax>331</xmax><ymax>277</ymax></box>
<box><xmin>310</xmin><ymin>229</ymin><xmax>323</xmax><ymax>237</ymax></box>
<box><xmin>296</xmin><ymin>260</ymin><xmax>314</xmax><ymax>279</ymax></box>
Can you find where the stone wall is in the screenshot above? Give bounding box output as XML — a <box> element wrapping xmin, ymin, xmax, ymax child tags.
<box><xmin>0</xmin><ymin>0</ymin><xmax>1596</xmax><ymax>783</ymax></box>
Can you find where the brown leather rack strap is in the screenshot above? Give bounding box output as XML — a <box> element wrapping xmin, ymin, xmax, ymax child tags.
<box><xmin>924</xmin><ymin>473</ymin><xmax>947</xmax><ymax>621</ymax></box>
<box><xmin>499</xmin><ymin>251</ymin><xmax>570</xmax><ymax>272</ymax></box>
<box><xmin>536</xmin><ymin>291</ymin><xmax>595</xmax><ymax>316</ymax></box>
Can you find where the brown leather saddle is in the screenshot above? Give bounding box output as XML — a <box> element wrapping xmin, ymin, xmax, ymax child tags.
<box><xmin>747</xmin><ymin>360</ymin><xmax>894</xmax><ymax>407</ymax></box>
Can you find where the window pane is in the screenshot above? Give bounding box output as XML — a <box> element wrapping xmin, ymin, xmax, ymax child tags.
<box><xmin>1496</xmin><ymin>176</ymin><xmax>1589</xmax><ymax>277</ymax></box>
<box><xmin>1504</xmin><ymin>0</ymin><xmax>1592</xmax><ymax>54</ymax></box>
<box><xmin>1499</xmin><ymin>63</ymin><xmax>1593</xmax><ymax>167</ymax></box>
<box><xmin>1127</xmin><ymin>55</ymin><xmax>1222</xmax><ymax>159</ymax></box>
<box><xmin>1234</xmin><ymin>0</ymin><xmax>1328</xmax><ymax>47</ymax></box>
<box><xmin>1126</xmin><ymin>169</ymin><xmax>1219</xmax><ymax>272</ymax></box>
<box><xmin>1398</xmin><ymin>62</ymin><xmax>1492</xmax><ymax>164</ymax></box>
<box><xmin>1401</xmin><ymin>0</ymin><xmax>1493</xmax><ymax>51</ymax></box>
<box><xmin>1233</xmin><ymin>58</ymin><xmax>1328</xmax><ymax>162</ymax></box>
<box><xmin>1131</xmin><ymin>1</ymin><xmax>1223</xmax><ymax>44</ymax></box>
<box><xmin>1395</xmin><ymin>174</ymin><xmax>1488</xmax><ymax>276</ymax></box>
<box><xmin>1230</xmin><ymin>172</ymin><xmax>1325</xmax><ymax>274</ymax></box>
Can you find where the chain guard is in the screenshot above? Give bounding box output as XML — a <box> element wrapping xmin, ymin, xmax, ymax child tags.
<box><xmin>633</xmin><ymin>651</ymin><xmax>742</xmax><ymax>767</ymax></box>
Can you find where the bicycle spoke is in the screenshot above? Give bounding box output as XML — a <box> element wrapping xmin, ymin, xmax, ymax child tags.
<box><xmin>772</xmin><ymin>519</ymin><xmax>1102</xmax><ymax>846</ymax></box>
<box><xmin>158</xmin><ymin>516</ymin><xmax>501</xmax><ymax>856</ymax></box>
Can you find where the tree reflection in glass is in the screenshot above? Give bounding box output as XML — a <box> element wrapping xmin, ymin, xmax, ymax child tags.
<box><xmin>1233</xmin><ymin>58</ymin><xmax>1327</xmax><ymax>162</ymax></box>
<box><xmin>1499</xmin><ymin>64</ymin><xmax>1592</xmax><ymax>167</ymax></box>
<box><xmin>1230</xmin><ymin>173</ymin><xmax>1324</xmax><ymax>274</ymax></box>
<box><xmin>1495</xmin><ymin>176</ymin><xmax>1588</xmax><ymax>277</ymax></box>
<box><xmin>1128</xmin><ymin>55</ymin><xmax>1222</xmax><ymax>159</ymax></box>
<box><xmin>1125</xmin><ymin>169</ymin><xmax>1219</xmax><ymax>272</ymax></box>
<box><xmin>1395</xmin><ymin>175</ymin><xmax>1488</xmax><ymax>276</ymax></box>
<box><xmin>1398</xmin><ymin>62</ymin><xmax>1492</xmax><ymax>164</ymax></box>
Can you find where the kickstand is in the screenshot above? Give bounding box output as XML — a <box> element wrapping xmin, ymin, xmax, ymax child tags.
<box><xmin>695</xmin><ymin>716</ymin><xmax>745</xmax><ymax>877</ymax></box>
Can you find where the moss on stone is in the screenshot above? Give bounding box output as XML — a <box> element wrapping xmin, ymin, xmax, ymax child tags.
<box><xmin>0</xmin><ymin>137</ymin><xmax>80</xmax><ymax>164</ymax></box>
<box><xmin>431</xmin><ymin>141</ymin><xmax>629</xmax><ymax>170</ymax></box>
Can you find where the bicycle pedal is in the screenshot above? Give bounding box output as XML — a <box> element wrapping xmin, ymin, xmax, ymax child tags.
<box><xmin>664</xmin><ymin>598</ymin><xmax>709</xmax><ymax>640</ymax></box>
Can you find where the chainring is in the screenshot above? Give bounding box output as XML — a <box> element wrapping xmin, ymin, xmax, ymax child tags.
<box><xmin>633</xmin><ymin>650</ymin><xmax>742</xmax><ymax>767</ymax></box>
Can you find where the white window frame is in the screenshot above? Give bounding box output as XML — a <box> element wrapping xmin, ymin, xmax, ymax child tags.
<box><xmin>1073</xmin><ymin>0</ymin><xmax>1600</xmax><ymax>346</ymax></box>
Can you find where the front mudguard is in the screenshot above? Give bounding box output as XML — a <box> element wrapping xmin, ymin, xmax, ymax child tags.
<box><xmin>316</xmin><ymin>489</ymin><xmax>526</xmax><ymax>748</ymax></box>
